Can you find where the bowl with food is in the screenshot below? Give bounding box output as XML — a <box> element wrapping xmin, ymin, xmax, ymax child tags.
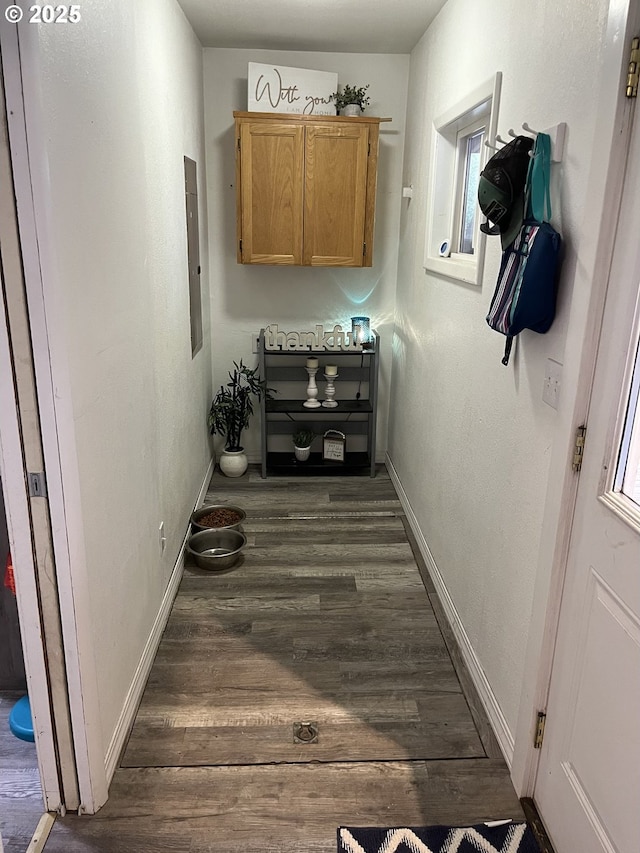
<box><xmin>191</xmin><ymin>504</ymin><xmax>246</xmax><ymax>533</ymax></box>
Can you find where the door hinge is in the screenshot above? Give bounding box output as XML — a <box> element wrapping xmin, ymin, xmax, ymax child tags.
<box><xmin>239</xmin><ymin>239</ymin><xmax>242</xmax><ymax>253</ymax></box>
<box><xmin>626</xmin><ymin>36</ymin><xmax>640</xmax><ymax>98</ymax></box>
<box><xmin>237</xmin><ymin>137</ymin><xmax>241</xmax><ymax>150</ymax></box>
<box><xmin>572</xmin><ymin>425</ymin><xmax>587</xmax><ymax>472</ymax></box>
<box><xmin>28</xmin><ymin>472</ymin><xmax>47</xmax><ymax>498</ymax></box>
<box><xmin>363</xmin><ymin>242</ymin><xmax>366</xmax><ymax>257</ymax></box>
<box><xmin>534</xmin><ymin>711</ymin><xmax>546</xmax><ymax>749</ymax></box>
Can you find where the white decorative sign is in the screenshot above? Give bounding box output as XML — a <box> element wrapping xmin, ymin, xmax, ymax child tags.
<box><xmin>248</xmin><ymin>63</ymin><xmax>337</xmax><ymax>116</ymax></box>
<box><xmin>323</xmin><ymin>430</ymin><xmax>346</xmax><ymax>462</ymax></box>
<box><xmin>264</xmin><ymin>324</ymin><xmax>361</xmax><ymax>352</ymax></box>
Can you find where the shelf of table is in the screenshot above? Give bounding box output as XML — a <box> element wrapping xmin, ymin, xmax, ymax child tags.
<box><xmin>265</xmin><ymin>451</ymin><xmax>372</xmax><ymax>476</ymax></box>
<box><xmin>263</xmin><ymin>366</ymin><xmax>372</xmax><ymax>383</ymax></box>
<box><xmin>265</xmin><ymin>399</ymin><xmax>373</xmax><ymax>414</ymax></box>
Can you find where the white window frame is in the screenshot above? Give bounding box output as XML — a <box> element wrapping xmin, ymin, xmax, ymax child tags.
<box><xmin>424</xmin><ymin>73</ymin><xmax>502</xmax><ymax>286</ymax></box>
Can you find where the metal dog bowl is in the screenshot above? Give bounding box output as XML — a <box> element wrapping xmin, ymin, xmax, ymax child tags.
<box><xmin>191</xmin><ymin>504</ymin><xmax>246</xmax><ymax>533</ymax></box>
<box><xmin>187</xmin><ymin>528</ymin><xmax>246</xmax><ymax>571</ymax></box>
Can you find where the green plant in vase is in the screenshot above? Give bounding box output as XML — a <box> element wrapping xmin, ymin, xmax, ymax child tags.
<box><xmin>208</xmin><ymin>360</ymin><xmax>273</xmax><ymax>476</ymax></box>
<box><xmin>292</xmin><ymin>426</ymin><xmax>315</xmax><ymax>462</ymax></box>
<box><xmin>331</xmin><ymin>83</ymin><xmax>371</xmax><ymax>116</ymax></box>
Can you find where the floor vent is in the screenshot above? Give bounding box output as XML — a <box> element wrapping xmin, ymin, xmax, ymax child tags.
<box><xmin>293</xmin><ymin>721</ymin><xmax>318</xmax><ymax>744</ymax></box>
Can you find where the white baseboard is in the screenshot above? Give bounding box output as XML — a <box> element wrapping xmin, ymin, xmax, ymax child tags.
<box><xmin>386</xmin><ymin>452</ymin><xmax>515</xmax><ymax>766</ymax></box>
<box><xmin>104</xmin><ymin>456</ymin><xmax>214</xmax><ymax>782</ymax></box>
<box><xmin>195</xmin><ymin>456</ymin><xmax>216</xmax><ymax>507</ymax></box>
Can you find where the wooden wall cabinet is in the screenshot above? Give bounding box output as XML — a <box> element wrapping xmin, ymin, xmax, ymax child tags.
<box><xmin>234</xmin><ymin>112</ymin><xmax>389</xmax><ymax>267</ymax></box>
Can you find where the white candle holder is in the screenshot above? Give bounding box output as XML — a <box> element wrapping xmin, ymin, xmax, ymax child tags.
<box><xmin>303</xmin><ymin>367</ymin><xmax>322</xmax><ymax>408</ymax></box>
<box><xmin>322</xmin><ymin>372</ymin><xmax>338</xmax><ymax>407</ymax></box>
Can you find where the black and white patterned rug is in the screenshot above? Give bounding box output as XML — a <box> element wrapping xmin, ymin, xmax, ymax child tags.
<box><xmin>337</xmin><ymin>822</ymin><xmax>541</xmax><ymax>853</ymax></box>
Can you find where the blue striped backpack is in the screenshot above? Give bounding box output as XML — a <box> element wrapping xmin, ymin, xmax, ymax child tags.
<box><xmin>485</xmin><ymin>134</ymin><xmax>562</xmax><ymax>366</ymax></box>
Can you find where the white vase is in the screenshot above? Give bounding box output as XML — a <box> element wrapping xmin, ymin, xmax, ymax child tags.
<box><xmin>341</xmin><ymin>104</ymin><xmax>362</xmax><ymax>117</ymax></box>
<box><xmin>219</xmin><ymin>448</ymin><xmax>248</xmax><ymax>477</ymax></box>
<box><xmin>294</xmin><ymin>445</ymin><xmax>311</xmax><ymax>462</ymax></box>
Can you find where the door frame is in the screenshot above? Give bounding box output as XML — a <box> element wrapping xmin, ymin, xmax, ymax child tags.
<box><xmin>0</xmin><ymin>216</ymin><xmax>62</xmax><ymax>814</ymax></box>
<box><xmin>511</xmin><ymin>0</ymin><xmax>640</xmax><ymax>795</ymax></box>
<box><xmin>0</xmin><ymin>20</ymin><xmax>108</xmax><ymax>813</ymax></box>
<box><xmin>1</xmin><ymin>40</ymin><xmax>83</xmax><ymax>818</ymax></box>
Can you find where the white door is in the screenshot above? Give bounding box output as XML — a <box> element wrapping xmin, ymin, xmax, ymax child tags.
<box><xmin>533</xmin><ymin>83</ymin><xmax>640</xmax><ymax>853</ymax></box>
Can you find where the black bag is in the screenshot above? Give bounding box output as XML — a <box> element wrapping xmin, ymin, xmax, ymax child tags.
<box><xmin>484</xmin><ymin>134</ymin><xmax>562</xmax><ymax>365</ymax></box>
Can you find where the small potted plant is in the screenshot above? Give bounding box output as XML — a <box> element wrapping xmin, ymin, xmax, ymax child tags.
<box><xmin>292</xmin><ymin>427</ymin><xmax>315</xmax><ymax>462</ymax></box>
<box><xmin>208</xmin><ymin>360</ymin><xmax>273</xmax><ymax>477</ymax></box>
<box><xmin>331</xmin><ymin>84</ymin><xmax>371</xmax><ymax>117</ymax></box>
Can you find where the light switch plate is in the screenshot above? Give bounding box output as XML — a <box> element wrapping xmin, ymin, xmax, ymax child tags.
<box><xmin>543</xmin><ymin>358</ymin><xmax>562</xmax><ymax>409</ymax></box>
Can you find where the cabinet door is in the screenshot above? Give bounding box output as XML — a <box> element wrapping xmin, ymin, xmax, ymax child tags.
<box><xmin>238</xmin><ymin>121</ymin><xmax>304</xmax><ymax>264</ymax></box>
<box><xmin>303</xmin><ymin>123</ymin><xmax>370</xmax><ymax>266</ymax></box>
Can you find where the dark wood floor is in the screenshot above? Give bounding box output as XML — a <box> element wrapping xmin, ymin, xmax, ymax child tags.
<box><xmin>0</xmin><ymin>690</ymin><xmax>43</xmax><ymax>852</ymax></box>
<box><xmin>45</xmin><ymin>465</ymin><xmax>523</xmax><ymax>851</ymax></box>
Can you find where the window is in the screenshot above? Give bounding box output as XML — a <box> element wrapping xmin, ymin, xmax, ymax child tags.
<box><xmin>615</xmin><ymin>336</ymin><xmax>640</xmax><ymax>506</ymax></box>
<box><xmin>456</xmin><ymin>124</ymin><xmax>485</xmax><ymax>255</ymax></box>
<box><xmin>424</xmin><ymin>74</ymin><xmax>502</xmax><ymax>285</ymax></box>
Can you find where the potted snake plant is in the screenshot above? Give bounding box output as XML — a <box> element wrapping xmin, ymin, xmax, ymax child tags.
<box><xmin>208</xmin><ymin>360</ymin><xmax>273</xmax><ymax>477</ymax></box>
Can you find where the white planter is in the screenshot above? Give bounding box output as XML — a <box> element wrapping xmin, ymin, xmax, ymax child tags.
<box><xmin>294</xmin><ymin>445</ymin><xmax>311</xmax><ymax>462</ymax></box>
<box><xmin>341</xmin><ymin>104</ymin><xmax>362</xmax><ymax>117</ymax></box>
<box><xmin>219</xmin><ymin>448</ymin><xmax>248</xmax><ymax>478</ymax></box>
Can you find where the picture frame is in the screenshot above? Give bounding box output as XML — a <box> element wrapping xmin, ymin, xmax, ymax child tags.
<box><xmin>322</xmin><ymin>430</ymin><xmax>346</xmax><ymax>463</ymax></box>
<box><xmin>248</xmin><ymin>63</ymin><xmax>338</xmax><ymax>116</ymax></box>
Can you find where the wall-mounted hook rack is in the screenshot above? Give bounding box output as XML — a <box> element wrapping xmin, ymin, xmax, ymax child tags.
<box><xmin>540</xmin><ymin>122</ymin><xmax>566</xmax><ymax>163</ymax></box>
<box><xmin>521</xmin><ymin>122</ymin><xmax>566</xmax><ymax>162</ymax></box>
<box><xmin>484</xmin><ymin>133</ymin><xmax>508</xmax><ymax>151</ymax></box>
<box><xmin>484</xmin><ymin>123</ymin><xmax>567</xmax><ymax>161</ymax></box>
<box><xmin>494</xmin><ymin>122</ymin><xmax>566</xmax><ymax>162</ymax></box>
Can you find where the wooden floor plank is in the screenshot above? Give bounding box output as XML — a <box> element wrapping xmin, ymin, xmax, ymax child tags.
<box><xmin>45</xmin><ymin>761</ymin><xmax>524</xmax><ymax>853</ymax></box>
<box><xmin>255</xmin><ymin>529</ymin><xmax>408</xmax><ymax>545</ymax></box>
<box><xmin>243</xmin><ymin>541</ymin><xmax>417</xmax><ymax>561</ymax></box>
<box><xmin>249</xmin><ymin>516</ymin><xmax>406</xmax><ymax>535</ymax></box>
<box><xmin>123</xmin><ymin>716</ymin><xmax>484</xmax><ymax>766</ymax></box>
<box><xmin>185</xmin><ymin>555</ymin><xmax>419</xmax><ymax>574</ymax></box>
<box><xmin>140</xmin><ymin>658</ymin><xmax>462</xmax><ymax>695</ymax></box>
<box><xmin>131</xmin><ymin>688</ymin><xmax>474</xmax><ymax>724</ymax></box>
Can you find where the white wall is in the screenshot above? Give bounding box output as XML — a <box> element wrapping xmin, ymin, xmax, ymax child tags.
<box><xmin>389</xmin><ymin>0</ymin><xmax>609</xmax><ymax>740</ymax></box>
<box><xmin>203</xmin><ymin>48</ymin><xmax>409</xmax><ymax>459</ymax></box>
<box><xmin>28</xmin><ymin>0</ymin><xmax>211</xmax><ymax>755</ymax></box>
